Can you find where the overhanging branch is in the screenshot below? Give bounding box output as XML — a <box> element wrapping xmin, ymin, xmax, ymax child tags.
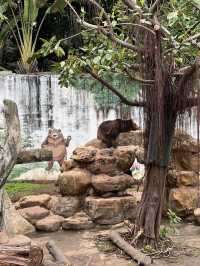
<box><xmin>84</xmin><ymin>66</ymin><xmax>145</xmax><ymax>107</ymax></box>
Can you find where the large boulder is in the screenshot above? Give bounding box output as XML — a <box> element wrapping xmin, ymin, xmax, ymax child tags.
<box><xmin>35</xmin><ymin>215</ymin><xmax>64</xmax><ymax>232</ymax></box>
<box><xmin>72</xmin><ymin>147</ymin><xmax>97</xmax><ymax>163</ymax></box>
<box><xmin>17</xmin><ymin>194</ymin><xmax>51</xmax><ymax>209</ymax></box>
<box><xmin>176</xmin><ymin>171</ymin><xmax>199</xmax><ymax>186</ymax></box>
<box><xmin>3</xmin><ymin>192</ymin><xmax>35</xmax><ymax>236</ymax></box>
<box><xmin>113</xmin><ymin>146</ymin><xmax>136</xmax><ymax>171</ymax></box>
<box><xmin>92</xmin><ymin>174</ymin><xmax>133</xmax><ymax>193</ymax></box>
<box><xmin>58</xmin><ymin>168</ymin><xmax>92</xmax><ymax>196</ymax></box>
<box><xmin>19</xmin><ymin>206</ymin><xmax>50</xmax><ymax>225</ymax></box>
<box><xmin>172</xmin><ymin>131</ymin><xmax>200</xmax><ymax>171</ymax></box>
<box><xmin>62</xmin><ymin>211</ymin><xmax>95</xmax><ymax>230</ymax></box>
<box><xmin>71</xmin><ymin>146</ymin><xmax>137</xmax><ymax>176</ymax></box>
<box><xmin>86</xmin><ymin>149</ymin><xmax>118</xmax><ymax>176</ymax></box>
<box><xmin>85</xmin><ymin>196</ymin><xmax>137</xmax><ymax>225</ymax></box>
<box><xmin>48</xmin><ymin>196</ymin><xmax>80</xmax><ymax>218</ymax></box>
<box><xmin>169</xmin><ymin>187</ymin><xmax>199</xmax><ymax>217</ymax></box>
<box><xmin>116</xmin><ymin>130</ymin><xmax>144</xmax><ymax>146</ymax></box>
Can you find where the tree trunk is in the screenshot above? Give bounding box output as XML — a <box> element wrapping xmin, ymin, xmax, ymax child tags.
<box><xmin>134</xmin><ymin>165</ymin><xmax>167</xmax><ymax>246</ymax></box>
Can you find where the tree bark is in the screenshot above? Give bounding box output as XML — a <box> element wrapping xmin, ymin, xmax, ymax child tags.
<box><xmin>134</xmin><ymin>165</ymin><xmax>167</xmax><ymax>246</ymax></box>
<box><xmin>16</xmin><ymin>149</ymin><xmax>52</xmax><ymax>164</ymax></box>
<box><xmin>0</xmin><ymin>100</ymin><xmax>21</xmax><ymax>189</ymax></box>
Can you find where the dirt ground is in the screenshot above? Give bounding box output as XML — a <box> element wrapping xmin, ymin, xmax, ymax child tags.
<box><xmin>31</xmin><ymin>223</ymin><xmax>200</xmax><ymax>266</ymax></box>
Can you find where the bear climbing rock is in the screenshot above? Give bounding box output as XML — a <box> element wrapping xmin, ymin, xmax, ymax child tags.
<box><xmin>97</xmin><ymin>119</ymin><xmax>139</xmax><ymax>148</ymax></box>
<box><xmin>41</xmin><ymin>128</ymin><xmax>71</xmax><ymax>170</ymax></box>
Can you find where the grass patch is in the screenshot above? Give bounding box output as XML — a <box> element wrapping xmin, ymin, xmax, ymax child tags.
<box><xmin>5</xmin><ymin>182</ymin><xmax>56</xmax><ymax>202</ymax></box>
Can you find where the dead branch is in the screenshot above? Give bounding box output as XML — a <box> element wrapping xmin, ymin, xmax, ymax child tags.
<box><xmin>85</xmin><ymin>66</ymin><xmax>146</xmax><ymax>107</ymax></box>
<box><xmin>0</xmin><ymin>100</ymin><xmax>21</xmax><ymax>189</ymax></box>
<box><xmin>110</xmin><ymin>231</ymin><xmax>153</xmax><ymax>266</ymax></box>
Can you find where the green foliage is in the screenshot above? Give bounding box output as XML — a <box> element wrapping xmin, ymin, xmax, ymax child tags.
<box><xmin>160</xmin><ymin>209</ymin><xmax>182</xmax><ymax>239</ymax></box>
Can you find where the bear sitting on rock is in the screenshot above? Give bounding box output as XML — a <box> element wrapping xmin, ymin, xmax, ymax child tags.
<box><xmin>97</xmin><ymin>119</ymin><xmax>139</xmax><ymax>148</ymax></box>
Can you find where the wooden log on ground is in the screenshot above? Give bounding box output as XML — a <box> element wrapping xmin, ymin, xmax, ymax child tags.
<box><xmin>0</xmin><ymin>243</ymin><xmax>43</xmax><ymax>266</ymax></box>
<box><xmin>46</xmin><ymin>240</ymin><xmax>73</xmax><ymax>266</ymax></box>
<box><xmin>16</xmin><ymin>149</ymin><xmax>52</xmax><ymax>164</ymax></box>
<box><xmin>110</xmin><ymin>231</ymin><xmax>161</xmax><ymax>266</ymax></box>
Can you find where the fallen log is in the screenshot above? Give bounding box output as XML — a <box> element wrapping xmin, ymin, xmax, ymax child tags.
<box><xmin>110</xmin><ymin>231</ymin><xmax>161</xmax><ymax>266</ymax></box>
<box><xmin>45</xmin><ymin>240</ymin><xmax>73</xmax><ymax>266</ymax></box>
<box><xmin>16</xmin><ymin>149</ymin><xmax>52</xmax><ymax>164</ymax></box>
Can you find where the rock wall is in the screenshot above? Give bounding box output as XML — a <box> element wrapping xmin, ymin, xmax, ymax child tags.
<box><xmin>15</xmin><ymin>130</ymin><xmax>200</xmax><ymax>231</ymax></box>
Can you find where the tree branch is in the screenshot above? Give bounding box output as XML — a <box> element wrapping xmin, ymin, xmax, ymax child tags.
<box><xmin>125</xmin><ymin>67</ymin><xmax>155</xmax><ymax>84</ymax></box>
<box><xmin>65</xmin><ymin>0</ymin><xmax>139</xmax><ymax>52</ymax></box>
<box><xmin>84</xmin><ymin>66</ymin><xmax>145</xmax><ymax>107</ymax></box>
<box><xmin>122</xmin><ymin>0</ymin><xmax>142</xmax><ymax>12</ymax></box>
<box><xmin>149</xmin><ymin>0</ymin><xmax>161</xmax><ymax>13</ymax></box>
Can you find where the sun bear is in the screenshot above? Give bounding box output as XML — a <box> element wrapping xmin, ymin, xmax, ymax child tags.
<box><xmin>97</xmin><ymin>119</ymin><xmax>139</xmax><ymax>148</ymax></box>
<box><xmin>41</xmin><ymin>128</ymin><xmax>71</xmax><ymax>170</ymax></box>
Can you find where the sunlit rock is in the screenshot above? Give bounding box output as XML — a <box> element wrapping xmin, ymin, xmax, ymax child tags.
<box><xmin>169</xmin><ymin>187</ymin><xmax>199</xmax><ymax>217</ymax></box>
<box><xmin>35</xmin><ymin>215</ymin><xmax>64</xmax><ymax>232</ymax></box>
<box><xmin>85</xmin><ymin>196</ymin><xmax>137</xmax><ymax>225</ymax></box>
<box><xmin>48</xmin><ymin>196</ymin><xmax>80</xmax><ymax>218</ymax></box>
<box><xmin>92</xmin><ymin>174</ymin><xmax>133</xmax><ymax>193</ymax></box>
<box><xmin>58</xmin><ymin>168</ymin><xmax>92</xmax><ymax>196</ymax></box>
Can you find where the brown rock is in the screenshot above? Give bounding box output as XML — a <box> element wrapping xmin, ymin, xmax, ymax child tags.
<box><xmin>85</xmin><ymin>196</ymin><xmax>137</xmax><ymax>225</ymax></box>
<box><xmin>62</xmin><ymin>211</ymin><xmax>95</xmax><ymax>230</ymax></box>
<box><xmin>72</xmin><ymin>147</ymin><xmax>97</xmax><ymax>163</ymax></box>
<box><xmin>84</xmin><ymin>139</ymin><xmax>107</xmax><ymax>149</ymax></box>
<box><xmin>92</xmin><ymin>174</ymin><xmax>133</xmax><ymax>193</ymax></box>
<box><xmin>194</xmin><ymin>208</ymin><xmax>200</xmax><ymax>224</ymax></box>
<box><xmin>3</xmin><ymin>191</ymin><xmax>35</xmax><ymax>235</ymax></box>
<box><xmin>169</xmin><ymin>187</ymin><xmax>199</xmax><ymax>217</ymax></box>
<box><xmin>18</xmin><ymin>194</ymin><xmax>51</xmax><ymax>208</ymax></box>
<box><xmin>60</xmin><ymin>160</ymin><xmax>76</xmax><ymax>172</ymax></box>
<box><xmin>8</xmin><ymin>235</ymin><xmax>31</xmax><ymax>246</ymax></box>
<box><xmin>19</xmin><ymin>206</ymin><xmax>50</xmax><ymax>224</ymax></box>
<box><xmin>58</xmin><ymin>168</ymin><xmax>91</xmax><ymax>196</ymax></box>
<box><xmin>48</xmin><ymin>196</ymin><xmax>80</xmax><ymax>218</ymax></box>
<box><xmin>35</xmin><ymin>215</ymin><xmax>64</xmax><ymax>232</ymax></box>
<box><xmin>114</xmin><ymin>146</ymin><xmax>136</xmax><ymax>171</ymax></box>
<box><xmin>116</xmin><ymin>130</ymin><xmax>144</xmax><ymax>146</ymax></box>
<box><xmin>86</xmin><ymin>148</ymin><xmax>119</xmax><ymax>176</ymax></box>
<box><xmin>176</xmin><ymin>171</ymin><xmax>198</xmax><ymax>186</ymax></box>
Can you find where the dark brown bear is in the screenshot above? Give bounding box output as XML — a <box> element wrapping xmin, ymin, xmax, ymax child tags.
<box><xmin>97</xmin><ymin>119</ymin><xmax>139</xmax><ymax>148</ymax></box>
<box><xmin>41</xmin><ymin>128</ymin><xmax>71</xmax><ymax>170</ymax></box>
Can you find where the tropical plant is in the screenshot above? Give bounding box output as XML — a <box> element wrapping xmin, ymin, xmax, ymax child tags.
<box><xmin>0</xmin><ymin>0</ymin><xmax>68</xmax><ymax>73</ymax></box>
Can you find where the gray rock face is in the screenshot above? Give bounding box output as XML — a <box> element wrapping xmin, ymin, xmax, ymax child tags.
<box><xmin>58</xmin><ymin>168</ymin><xmax>92</xmax><ymax>196</ymax></box>
<box><xmin>49</xmin><ymin>196</ymin><xmax>81</xmax><ymax>218</ymax></box>
<box><xmin>85</xmin><ymin>196</ymin><xmax>137</xmax><ymax>225</ymax></box>
<box><xmin>17</xmin><ymin>194</ymin><xmax>51</xmax><ymax>208</ymax></box>
<box><xmin>92</xmin><ymin>174</ymin><xmax>133</xmax><ymax>193</ymax></box>
<box><xmin>35</xmin><ymin>215</ymin><xmax>64</xmax><ymax>232</ymax></box>
<box><xmin>62</xmin><ymin>212</ymin><xmax>95</xmax><ymax>230</ymax></box>
<box><xmin>19</xmin><ymin>206</ymin><xmax>50</xmax><ymax>224</ymax></box>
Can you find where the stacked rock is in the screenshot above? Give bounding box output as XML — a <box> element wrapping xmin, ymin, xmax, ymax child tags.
<box><xmin>57</xmin><ymin>145</ymin><xmax>140</xmax><ymax>226</ymax></box>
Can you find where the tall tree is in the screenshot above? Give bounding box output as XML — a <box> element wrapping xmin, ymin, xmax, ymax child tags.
<box><xmin>55</xmin><ymin>0</ymin><xmax>200</xmax><ymax>247</ymax></box>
